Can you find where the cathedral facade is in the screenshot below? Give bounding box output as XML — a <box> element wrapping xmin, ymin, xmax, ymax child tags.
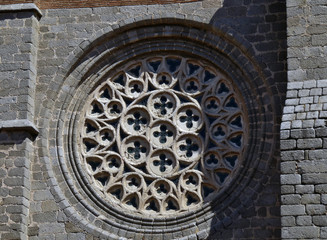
<box><xmin>0</xmin><ymin>0</ymin><xmax>325</xmax><ymax>239</ymax></box>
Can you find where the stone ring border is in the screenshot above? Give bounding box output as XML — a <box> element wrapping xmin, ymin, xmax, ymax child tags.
<box><xmin>61</xmin><ymin>28</ymin><xmax>270</xmax><ymax>232</ymax></box>
<box><xmin>40</xmin><ymin>19</ymin><xmax>277</xmax><ymax>238</ymax></box>
<box><xmin>70</xmin><ymin>43</ymin><xmax>256</xmax><ymax>225</ymax></box>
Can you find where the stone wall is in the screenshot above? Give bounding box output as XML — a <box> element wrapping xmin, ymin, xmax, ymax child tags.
<box><xmin>0</xmin><ymin>0</ymin><xmax>301</xmax><ymax>239</ymax></box>
<box><xmin>210</xmin><ymin>1</ymin><xmax>286</xmax><ymax>238</ymax></box>
<box><xmin>0</xmin><ymin>0</ymin><xmax>200</xmax><ymax>9</ymax></box>
<box><xmin>0</xmin><ymin>4</ymin><xmax>40</xmax><ymax>240</ymax></box>
<box><xmin>281</xmin><ymin>0</ymin><xmax>327</xmax><ymax>239</ymax></box>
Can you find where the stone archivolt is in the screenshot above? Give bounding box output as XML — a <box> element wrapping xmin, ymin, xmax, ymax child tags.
<box><xmin>80</xmin><ymin>55</ymin><xmax>247</xmax><ymax>216</ymax></box>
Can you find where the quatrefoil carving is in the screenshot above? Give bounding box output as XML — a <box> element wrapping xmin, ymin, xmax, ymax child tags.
<box><xmin>80</xmin><ymin>56</ymin><xmax>247</xmax><ymax>216</ymax></box>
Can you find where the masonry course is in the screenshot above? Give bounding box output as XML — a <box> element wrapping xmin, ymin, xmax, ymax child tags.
<box><xmin>3</xmin><ymin>0</ymin><xmax>327</xmax><ymax>239</ymax></box>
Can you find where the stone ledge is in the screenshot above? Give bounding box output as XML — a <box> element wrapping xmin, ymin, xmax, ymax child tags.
<box><xmin>0</xmin><ymin>119</ymin><xmax>39</xmax><ymax>137</ymax></box>
<box><xmin>0</xmin><ymin>3</ymin><xmax>42</xmax><ymax>17</ymax></box>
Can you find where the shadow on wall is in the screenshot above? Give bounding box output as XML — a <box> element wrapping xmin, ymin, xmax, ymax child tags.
<box><xmin>207</xmin><ymin>0</ymin><xmax>286</xmax><ymax>239</ymax></box>
<box><xmin>211</xmin><ymin>0</ymin><xmax>287</xmax><ymax>117</ymax></box>
<box><xmin>0</xmin><ymin>130</ymin><xmax>35</xmax><ymax>145</ymax></box>
<box><xmin>30</xmin><ymin>1</ymin><xmax>287</xmax><ymax>238</ymax></box>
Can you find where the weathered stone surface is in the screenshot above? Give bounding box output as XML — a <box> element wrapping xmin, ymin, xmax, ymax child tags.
<box><xmin>296</xmin><ymin>216</ymin><xmax>312</xmax><ymax>226</ymax></box>
<box><xmin>281</xmin><ymin>3</ymin><xmax>327</xmax><ymax>238</ymax></box>
<box><xmin>281</xmin><ymin>205</ymin><xmax>305</xmax><ymax>216</ymax></box>
<box><xmin>282</xmin><ymin>226</ymin><xmax>319</xmax><ymax>238</ymax></box>
<box><xmin>0</xmin><ymin>0</ymin><xmax>289</xmax><ymax>239</ymax></box>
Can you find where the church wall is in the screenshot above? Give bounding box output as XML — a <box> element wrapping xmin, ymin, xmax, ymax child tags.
<box><xmin>281</xmin><ymin>1</ymin><xmax>327</xmax><ymax>239</ymax></box>
<box><xmin>210</xmin><ymin>1</ymin><xmax>286</xmax><ymax>238</ymax></box>
<box><xmin>30</xmin><ymin>2</ymin><xmax>220</xmax><ymax>239</ymax></box>
<box><xmin>0</xmin><ymin>4</ymin><xmax>40</xmax><ymax>240</ymax></box>
<box><xmin>0</xmin><ymin>0</ymin><xmax>302</xmax><ymax>239</ymax></box>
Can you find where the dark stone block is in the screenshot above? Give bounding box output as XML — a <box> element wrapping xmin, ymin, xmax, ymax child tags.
<box><xmin>265</xmin><ymin>14</ymin><xmax>277</xmax><ymax>22</ymax></box>
<box><xmin>223</xmin><ymin>0</ymin><xmax>243</xmax><ymax>7</ymax></box>
<box><xmin>248</xmin><ymin>5</ymin><xmax>267</xmax><ymax>15</ymax></box>
<box><xmin>269</xmin><ymin>2</ymin><xmax>286</xmax><ymax>13</ymax></box>
<box><xmin>227</xmin><ymin>6</ymin><xmax>248</xmax><ymax>16</ymax></box>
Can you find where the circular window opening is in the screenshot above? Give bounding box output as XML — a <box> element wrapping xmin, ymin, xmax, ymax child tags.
<box><xmin>79</xmin><ymin>55</ymin><xmax>248</xmax><ymax>217</ymax></box>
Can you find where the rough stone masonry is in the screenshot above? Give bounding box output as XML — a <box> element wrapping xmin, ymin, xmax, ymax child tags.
<box><xmin>0</xmin><ymin>0</ymin><xmax>325</xmax><ymax>239</ymax></box>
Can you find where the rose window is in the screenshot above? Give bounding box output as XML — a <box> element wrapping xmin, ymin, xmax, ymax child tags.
<box><xmin>80</xmin><ymin>55</ymin><xmax>248</xmax><ymax>216</ymax></box>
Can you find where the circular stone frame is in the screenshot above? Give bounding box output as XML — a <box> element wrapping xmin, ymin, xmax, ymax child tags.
<box><xmin>45</xmin><ymin>20</ymin><xmax>276</xmax><ymax>239</ymax></box>
<box><xmin>79</xmin><ymin>54</ymin><xmax>248</xmax><ymax>216</ymax></box>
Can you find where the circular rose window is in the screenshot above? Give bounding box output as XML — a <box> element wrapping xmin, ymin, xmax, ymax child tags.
<box><xmin>79</xmin><ymin>55</ymin><xmax>248</xmax><ymax>216</ymax></box>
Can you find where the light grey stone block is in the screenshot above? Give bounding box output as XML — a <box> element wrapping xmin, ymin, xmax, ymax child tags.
<box><xmin>282</xmin><ymin>226</ymin><xmax>319</xmax><ymax>239</ymax></box>
<box><xmin>281</xmin><ymin>205</ymin><xmax>305</xmax><ymax>216</ymax></box>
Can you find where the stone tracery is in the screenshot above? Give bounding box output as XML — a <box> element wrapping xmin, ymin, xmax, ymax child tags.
<box><xmin>80</xmin><ymin>55</ymin><xmax>247</xmax><ymax>216</ymax></box>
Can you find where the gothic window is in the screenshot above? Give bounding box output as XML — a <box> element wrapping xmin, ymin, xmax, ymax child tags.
<box><xmin>80</xmin><ymin>55</ymin><xmax>248</xmax><ymax>216</ymax></box>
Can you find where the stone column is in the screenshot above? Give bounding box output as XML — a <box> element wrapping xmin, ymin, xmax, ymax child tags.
<box><xmin>0</xmin><ymin>4</ymin><xmax>40</xmax><ymax>239</ymax></box>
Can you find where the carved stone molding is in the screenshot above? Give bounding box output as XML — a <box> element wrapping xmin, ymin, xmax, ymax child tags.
<box><xmin>80</xmin><ymin>55</ymin><xmax>247</xmax><ymax>216</ymax></box>
<box><xmin>43</xmin><ymin>21</ymin><xmax>275</xmax><ymax>238</ymax></box>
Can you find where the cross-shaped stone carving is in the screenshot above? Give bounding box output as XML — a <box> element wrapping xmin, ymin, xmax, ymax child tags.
<box><xmin>179</xmin><ymin>138</ymin><xmax>199</xmax><ymax>158</ymax></box>
<box><xmin>127</xmin><ymin>112</ymin><xmax>147</xmax><ymax>131</ymax></box>
<box><xmin>153</xmin><ymin>124</ymin><xmax>173</xmax><ymax>143</ymax></box>
<box><xmin>127</xmin><ymin>141</ymin><xmax>147</xmax><ymax>160</ymax></box>
<box><xmin>153</xmin><ymin>154</ymin><xmax>173</xmax><ymax>172</ymax></box>
<box><xmin>179</xmin><ymin>109</ymin><xmax>199</xmax><ymax>128</ymax></box>
<box><xmin>154</xmin><ymin>96</ymin><xmax>173</xmax><ymax>115</ymax></box>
